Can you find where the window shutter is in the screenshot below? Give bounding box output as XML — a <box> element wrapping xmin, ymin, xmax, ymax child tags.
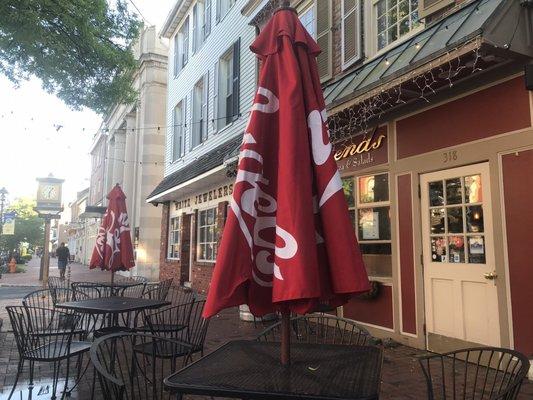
<box><xmin>172</xmin><ymin>108</ymin><xmax>177</xmax><ymax>161</ymax></box>
<box><xmin>180</xmin><ymin>104</ymin><xmax>186</xmax><ymax>157</ymax></box>
<box><xmin>205</xmin><ymin>0</ymin><xmax>212</xmax><ymax>38</ymax></box>
<box><xmin>184</xmin><ymin>95</ymin><xmax>189</xmax><ymax>154</ymax></box>
<box><xmin>216</xmin><ymin>0</ymin><xmax>221</xmax><ymax>23</ymax></box>
<box><xmin>232</xmin><ymin>38</ymin><xmax>241</xmax><ymax>122</ymax></box>
<box><xmin>213</xmin><ymin>61</ymin><xmax>219</xmax><ymax>133</ymax></box>
<box><xmin>189</xmin><ymin>90</ymin><xmax>195</xmax><ymax>150</ymax></box>
<box><xmin>183</xmin><ymin>17</ymin><xmax>189</xmax><ymax>67</ymax></box>
<box><xmin>192</xmin><ymin>4</ymin><xmax>198</xmax><ymax>54</ymax></box>
<box><xmin>316</xmin><ymin>1</ymin><xmax>332</xmax><ymax>81</ymax></box>
<box><xmin>341</xmin><ymin>0</ymin><xmax>361</xmax><ymax>68</ymax></box>
<box><xmin>202</xmin><ymin>72</ymin><xmax>209</xmax><ymax>142</ymax></box>
<box><xmin>174</xmin><ymin>36</ymin><xmax>180</xmax><ymax>76</ymax></box>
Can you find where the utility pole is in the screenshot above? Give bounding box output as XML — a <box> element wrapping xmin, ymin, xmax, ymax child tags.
<box><xmin>0</xmin><ymin>187</ymin><xmax>7</xmax><ymax>235</ymax></box>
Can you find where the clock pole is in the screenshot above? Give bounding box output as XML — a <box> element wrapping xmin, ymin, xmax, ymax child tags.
<box><xmin>41</xmin><ymin>215</ymin><xmax>52</xmax><ymax>284</ymax></box>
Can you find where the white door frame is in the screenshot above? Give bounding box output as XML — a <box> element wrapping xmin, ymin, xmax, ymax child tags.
<box><xmin>420</xmin><ymin>162</ymin><xmax>500</xmax><ymax>347</ymax></box>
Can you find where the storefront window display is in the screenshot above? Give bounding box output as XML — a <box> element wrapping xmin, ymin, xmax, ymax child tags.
<box><xmin>428</xmin><ymin>174</ymin><xmax>486</xmax><ymax>264</ymax></box>
<box><xmin>343</xmin><ymin>173</ymin><xmax>392</xmax><ymax>279</ymax></box>
<box><xmin>198</xmin><ymin>207</ymin><xmax>218</xmax><ymax>262</ymax></box>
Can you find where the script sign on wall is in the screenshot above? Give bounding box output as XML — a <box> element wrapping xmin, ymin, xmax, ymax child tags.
<box><xmin>333</xmin><ymin>126</ymin><xmax>388</xmax><ymax>173</ymax></box>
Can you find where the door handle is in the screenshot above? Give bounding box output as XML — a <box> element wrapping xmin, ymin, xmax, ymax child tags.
<box><xmin>484</xmin><ymin>271</ymin><xmax>498</xmax><ymax>280</ymax></box>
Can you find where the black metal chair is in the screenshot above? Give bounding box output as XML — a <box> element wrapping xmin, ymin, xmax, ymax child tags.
<box><xmin>48</xmin><ymin>276</ymin><xmax>70</xmax><ymax>290</ymax></box>
<box><xmin>119</xmin><ymin>282</ymin><xmax>146</xmax><ymax>298</ymax></box>
<box><xmin>418</xmin><ymin>347</ymin><xmax>530</xmax><ymax>400</ymax></box>
<box><xmin>140</xmin><ymin>300</ymin><xmax>209</xmax><ymax>361</ymax></box>
<box><xmin>90</xmin><ymin>332</ymin><xmax>192</xmax><ymax>399</ymax></box>
<box><xmin>257</xmin><ymin>314</ymin><xmax>375</xmax><ymax>346</ymax></box>
<box><xmin>51</xmin><ymin>287</ymin><xmax>75</xmax><ymax>305</ymax></box>
<box><xmin>143</xmin><ymin>278</ymin><xmax>176</xmax><ymax>302</ymax></box>
<box><xmin>7</xmin><ymin>306</ymin><xmax>91</xmax><ymax>399</ymax></box>
<box><xmin>72</xmin><ymin>282</ymin><xmax>113</xmax><ymax>300</ymax></box>
<box><xmin>22</xmin><ymin>289</ymin><xmax>57</xmax><ymax>310</ymax></box>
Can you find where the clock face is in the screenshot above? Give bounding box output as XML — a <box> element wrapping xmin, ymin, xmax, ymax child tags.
<box><xmin>40</xmin><ymin>184</ymin><xmax>59</xmax><ymax>201</ymax></box>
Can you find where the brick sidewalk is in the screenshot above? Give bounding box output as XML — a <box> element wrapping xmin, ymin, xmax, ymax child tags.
<box><xmin>0</xmin><ymin>305</ymin><xmax>530</xmax><ymax>399</ymax></box>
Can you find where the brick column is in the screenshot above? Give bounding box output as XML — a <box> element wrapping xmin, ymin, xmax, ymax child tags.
<box><xmin>216</xmin><ymin>201</ymin><xmax>228</xmax><ymax>247</ymax></box>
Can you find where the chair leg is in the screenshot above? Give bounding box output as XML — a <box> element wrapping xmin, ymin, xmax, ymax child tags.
<box><xmin>63</xmin><ymin>356</ymin><xmax>71</xmax><ymax>396</ymax></box>
<box><xmin>7</xmin><ymin>359</ymin><xmax>24</xmax><ymax>400</ymax></box>
<box><xmin>28</xmin><ymin>361</ymin><xmax>35</xmax><ymax>388</ymax></box>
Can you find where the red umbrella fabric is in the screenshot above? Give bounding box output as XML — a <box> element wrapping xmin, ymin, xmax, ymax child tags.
<box><xmin>90</xmin><ymin>184</ymin><xmax>135</xmax><ymax>272</ymax></box>
<box><xmin>204</xmin><ymin>8</ymin><xmax>369</xmax><ymax>318</ymax></box>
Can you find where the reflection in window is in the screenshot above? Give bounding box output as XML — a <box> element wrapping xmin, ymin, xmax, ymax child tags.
<box><xmin>376</xmin><ymin>0</ymin><xmax>420</xmax><ymax>50</ymax></box>
<box><xmin>428</xmin><ymin>174</ymin><xmax>486</xmax><ymax>264</ymax></box>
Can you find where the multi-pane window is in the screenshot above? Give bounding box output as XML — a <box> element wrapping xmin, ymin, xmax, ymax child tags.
<box><xmin>172</xmin><ymin>101</ymin><xmax>184</xmax><ymax>161</ymax></box>
<box><xmin>197</xmin><ymin>208</ymin><xmax>217</xmax><ymax>262</ymax></box>
<box><xmin>174</xmin><ymin>17</ymin><xmax>189</xmax><ymax>76</ymax></box>
<box><xmin>298</xmin><ymin>1</ymin><xmax>332</xmax><ymax>80</ymax></box>
<box><xmin>343</xmin><ymin>173</ymin><xmax>392</xmax><ymax>278</ymax></box>
<box><xmin>192</xmin><ymin>0</ymin><xmax>207</xmax><ymax>53</ymax></box>
<box><xmin>191</xmin><ymin>75</ymin><xmax>208</xmax><ymax>149</ymax></box>
<box><xmin>376</xmin><ymin>0</ymin><xmax>420</xmax><ymax>51</ymax></box>
<box><xmin>217</xmin><ymin>0</ymin><xmax>236</xmax><ymax>21</ymax></box>
<box><xmin>428</xmin><ymin>175</ymin><xmax>485</xmax><ymax>264</ymax></box>
<box><xmin>168</xmin><ymin>216</ymin><xmax>181</xmax><ymax>259</ymax></box>
<box><xmin>216</xmin><ymin>40</ymin><xmax>240</xmax><ymax>130</ymax></box>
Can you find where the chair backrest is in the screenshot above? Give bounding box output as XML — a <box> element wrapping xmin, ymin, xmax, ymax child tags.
<box><xmin>12</xmin><ymin>306</ymin><xmax>80</xmax><ymax>360</ymax></box>
<box><xmin>22</xmin><ymin>289</ymin><xmax>55</xmax><ymax>309</ymax></box>
<box><xmin>51</xmin><ymin>288</ymin><xmax>75</xmax><ymax>305</ymax></box>
<box><xmin>72</xmin><ymin>282</ymin><xmax>113</xmax><ymax>300</ymax></box>
<box><xmin>7</xmin><ymin>306</ymin><xmax>30</xmax><ymax>357</ymax></box>
<box><xmin>143</xmin><ymin>279</ymin><xmax>176</xmax><ymax>302</ymax></box>
<box><xmin>257</xmin><ymin>314</ymin><xmax>373</xmax><ymax>346</ymax></box>
<box><xmin>142</xmin><ymin>302</ymin><xmax>194</xmax><ymax>341</ymax></box>
<box><xmin>119</xmin><ymin>282</ymin><xmax>146</xmax><ymax>298</ymax></box>
<box><xmin>418</xmin><ymin>347</ymin><xmax>531</xmax><ymax>400</ymax></box>
<box><xmin>48</xmin><ymin>276</ymin><xmax>70</xmax><ymax>290</ymax></box>
<box><xmin>130</xmin><ymin>275</ymin><xmax>148</xmax><ymax>284</ymax></box>
<box><xmin>90</xmin><ymin>332</ymin><xmax>188</xmax><ymax>400</ymax></box>
<box><xmin>167</xmin><ymin>284</ymin><xmax>195</xmax><ymax>305</ymax></box>
<box><xmin>185</xmin><ymin>300</ymin><xmax>209</xmax><ymax>354</ymax></box>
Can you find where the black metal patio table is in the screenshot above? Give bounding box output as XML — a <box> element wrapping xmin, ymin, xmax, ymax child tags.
<box><xmin>164</xmin><ymin>340</ymin><xmax>383</xmax><ymax>400</ymax></box>
<box><xmin>56</xmin><ymin>296</ymin><xmax>171</xmax><ymax>334</ymax></box>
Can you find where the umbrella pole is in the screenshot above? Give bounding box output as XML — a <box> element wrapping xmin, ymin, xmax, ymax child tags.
<box><xmin>281</xmin><ymin>311</ymin><xmax>290</xmax><ymax>365</ymax></box>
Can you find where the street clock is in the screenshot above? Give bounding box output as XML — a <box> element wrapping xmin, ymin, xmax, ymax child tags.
<box><xmin>36</xmin><ymin>175</ymin><xmax>64</xmax><ymax>213</ymax></box>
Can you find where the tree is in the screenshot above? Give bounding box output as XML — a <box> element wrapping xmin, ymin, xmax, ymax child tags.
<box><xmin>0</xmin><ymin>198</ymin><xmax>44</xmax><ymax>253</ymax></box>
<box><xmin>0</xmin><ymin>0</ymin><xmax>141</xmax><ymax>114</ymax></box>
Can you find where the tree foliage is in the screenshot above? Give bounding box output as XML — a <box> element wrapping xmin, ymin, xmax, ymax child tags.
<box><xmin>0</xmin><ymin>198</ymin><xmax>44</xmax><ymax>252</ymax></box>
<box><xmin>0</xmin><ymin>0</ymin><xmax>142</xmax><ymax>114</ymax></box>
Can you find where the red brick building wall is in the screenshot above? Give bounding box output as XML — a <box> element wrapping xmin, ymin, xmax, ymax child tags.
<box><xmin>159</xmin><ymin>201</ymin><xmax>229</xmax><ymax>295</ymax></box>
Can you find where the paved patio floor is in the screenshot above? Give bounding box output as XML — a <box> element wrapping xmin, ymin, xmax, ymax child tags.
<box><xmin>0</xmin><ymin>305</ymin><xmax>530</xmax><ymax>399</ymax></box>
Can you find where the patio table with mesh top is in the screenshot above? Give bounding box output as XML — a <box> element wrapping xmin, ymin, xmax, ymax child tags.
<box><xmin>164</xmin><ymin>340</ymin><xmax>383</xmax><ymax>400</ymax></box>
<box><xmin>56</xmin><ymin>296</ymin><xmax>170</xmax><ymax>314</ymax></box>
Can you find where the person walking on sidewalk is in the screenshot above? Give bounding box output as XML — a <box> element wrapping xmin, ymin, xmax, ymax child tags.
<box><xmin>56</xmin><ymin>242</ymin><xmax>70</xmax><ymax>280</ymax></box>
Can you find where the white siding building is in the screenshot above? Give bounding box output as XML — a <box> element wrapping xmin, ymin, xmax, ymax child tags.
<box><xmin>148</xmin><ymin>0</ymin><xmax>257</xmax><ymax>292</ymax></box>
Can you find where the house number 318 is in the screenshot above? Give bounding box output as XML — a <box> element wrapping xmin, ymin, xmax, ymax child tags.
<box><xmin>443</xmin><ymin>150</ymin><xmax>457</xmax><ymax>163</ymax></box>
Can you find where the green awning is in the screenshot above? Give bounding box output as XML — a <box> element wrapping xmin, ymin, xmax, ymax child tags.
<box><xmin>324</xmin><ymin>0</ymin><xmax>533</xmax><ymax>110</ymax></box>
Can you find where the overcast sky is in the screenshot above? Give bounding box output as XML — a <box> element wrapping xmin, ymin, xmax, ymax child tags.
<box><xmin>0</xmin><ymin>0</ymin><xmax>175</xmax><ymax>208</ymax></box>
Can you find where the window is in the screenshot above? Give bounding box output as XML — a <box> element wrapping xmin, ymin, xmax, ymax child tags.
<box><xmin>191</xmin><ymin>75</ymin><xmax>208</xmax><ymax>149</ymax></box>
<box><xmin>197</xmin><ymin>208</ymin><xmax>217</xmax><ymax>261</ymax></box>
<box><xmin>298</xmin><ymin>1</ymin><xmax>332</xmax><ymax>81</ymax></box>
<box><xmin>168</xmin><ymin>216</ymin><xmax>181</xmax><ymax>259</ymax></box>
<box><xmin>427</xmin><ymin>175</ymin><xmax>486</xmax><ymax>264</ymax></box>
<box><xmin>216</xmin><ymin>0</ymin><xmax>236</xmax><ymax>22</ymax></box>
<box><xmin>343</xmin><ymin>173</ymin><xmax>391</xmax><ymax>278</ymax></box>
<box><xmin>174</xmin><ymin>17</ymin><xmax>190</xmax><ymax>76</ymax></box>
<box><xmin>341</xmin><ymin>0</ymin><xmax>361</xmax><ymax>68</ymax></box>
<box><xmin>376</xmin><ymin>0</ymin><xmax>420</xmax><ymax>51</ymax></box>
<box><xmin>172</xmin><ymin>101</ymin><xmax>185</xmax><ymax>160</ymax></box>
<box><xmin>215</xmin><ymin>39</ymin><xmax>240</xmax><ymax>130</ymax></box>
<box><xmin>192</xmin><ymin>1</ymin><xmax>208</xmax><ymax>53</ymax></box>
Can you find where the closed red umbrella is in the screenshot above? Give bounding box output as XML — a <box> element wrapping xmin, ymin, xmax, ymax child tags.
<box><xmin>90</xmin><ymin>184</ymin><xmax>135</xmax><ymax>279</ymax></box>
<box><xmin>204</xmin><ymin>7</ymin><xmax>370</xmax><ymax>362</ymax></box>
